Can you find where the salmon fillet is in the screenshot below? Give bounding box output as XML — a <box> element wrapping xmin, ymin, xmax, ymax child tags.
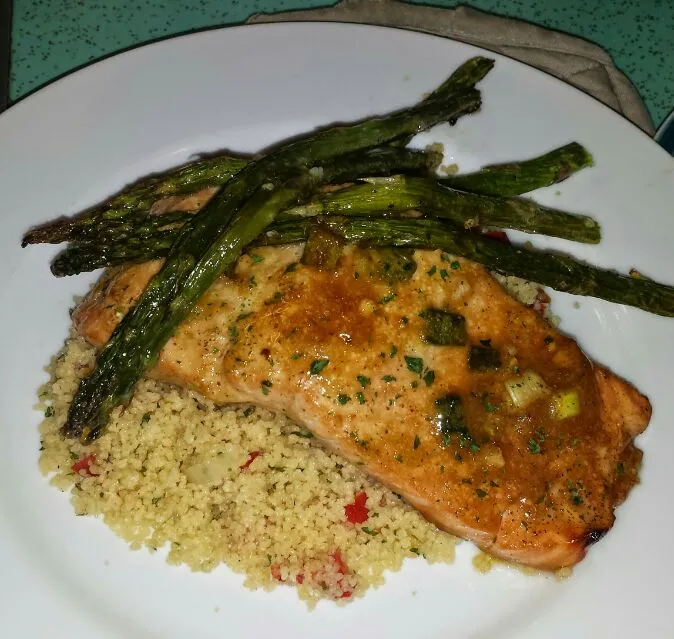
<box><xmin>73</xmin><ymin>243</ymin><xmax>651</xmax><ymax>570</ymax></box>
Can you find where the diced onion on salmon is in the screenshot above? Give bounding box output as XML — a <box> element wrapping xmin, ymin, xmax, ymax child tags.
<box><xmin>505</xmin><ymin>370</ymin><xmax>550</xmax><ymax>408</ymax></box>
<box><xmin>551</xmin><ymin>389</ymin><xmax>581</xmax><ymax>419</ymax></box>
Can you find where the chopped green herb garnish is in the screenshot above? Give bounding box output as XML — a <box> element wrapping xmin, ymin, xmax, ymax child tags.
<box><xmin>423</xmin><ymin>369</ymin><xmax>436</xmax><ymax>387</ymax></box>
<box><xmin>427</xmin><ymin>265</ymin><xmax>437</xmax><ymax>276</ymax></box>
<box><xmin>440</xmin><ymin>464</ymin><xmax>445</xmax><ymax>473</ymax></box>
<box><xmin>291</xmin><ymin>352</ymin><xmax>302</xmax><ymax>360</ymax></box>
<box><xmin>475</xmin><ymin>488</ymin><xmax>488</xmax><ymax>499</ymax></box>
<box><xmin>356</xmin><ymin>391</ymin><xmax>366</xmax><ymax>405</ymax></box>
<box><xmin>410</xmin><ymin>547</ymin><xmax>420</xmax><ymax>555</ymax></box>
<box><xmin>151</xmin><ymin>496</ymin><xmax>163</xmax><ymax>505</ymax></box>
<box><xmin>337</xmin><ymin>394</ymin><xmax>351</xmax><ymax>405</ymax></box>
<box><xmin>212</xmin><ymin>347</ymin><xmax>220</xmax><ymax>354</ymax></box>
<box><xmin>284</xmin><ymin>262</ymin><xmax>298</xmax><ymax>274</ymax></box>
<box><xmin>617</xmin><ymin>461</ymin><xmax>625</xmax><ymax>476</ymax></box>
<box><xmin>250</xmin><ymin>253</ymin><xmax>264</xmax><ymax>264</ymax></box>
<box><xmin>70</xmin><ymin>451</ymin><xmax>79</xmax><ymax>460</ymax></box>
<box><xmin>413</xmin><ymin>435</ymin><xmax>421</xmax><ymax>450</ymax></box>
<box><xmin>44</xmin><ymin>406</ymin><xmax>54</xmax><ymax>418</ymax></box>
<box><xmin>569</xmin><ymin>487</ymin><xmax>584</xmax><ymax>506</ymax></box>
<box><xmin>380</xmin><ymin>291</ymin><xmax>397</xmax><ymax>304</ymax></box>
<box><xmin>260</xmin><ymin>380</ymin><xmax>272</xmax><ymax>395</ymax></box>
<box><xmin>382</xmin><ymin>375</ymin><xmax>396</xmax><ymax>383</ymax></box>
<box><xmin>404</xmin><ymin>355</ymin><xmax>424</xmax><ymax>375</ymax></box>
<box><xmin>141</xmin><ymin>412</ymin><xmax>151</xmax><ymax>424</ymax></box>
<box><xmin>309</xmin><ymin>358</ymin><xmax>329</xmax><ymax>375</ymax></box>
<box><xmin>356</xmin><ymin>374</ymin><xmax>371</xmax><ymax>388</ymax></box>
<box><xmin>236</xmin><ymin>311</ymin><xmax>252</xmax><ymax>322</ymax></box>
<box><xmin>362</xmin><ymin>527</ymin><xmax>378</xmax><ymax>536</ymax></box>
<box><xmin>527</xmin><ymin>439</ymin><xmax>542</xmax><ymax>454</ymax></box>
<box><xmin>248</xmin><ymin>275</ymin><xmax>257</xmax><ymax>288</ymax></box>
<box><xmin>268</xmin><ymin>465</ymin><xmax>285</xmax><ymax>472</ymax></box>
<box><xmin>389</xmin><ymin>345</ymin><xmax>398</xmax><ymax>358</ymax></box>
<box><xmin>349</xmin><ymin>431</ymin><xmax>369</xmax><ymax>448</ymax></box>
<box><xmin>264</xmin><ymin>291</ymin><xmax>284</xmax><ymax>305</ymax></box>
<box><xmin>440</xmin><ymin>268</ymin><xmax>449</xmax><ymax>280</ymax></box>
<box><xmin>450</xmin><ymin>260</ymin><xmax>461</xmax><ymax>270</ymax></box>
<box><xmin>410</xmin><ymin>380</ymin><xmax>419</xmax><ymax>389</ymax></box>
<box><xmin>394</xmin><ymin>454</ymin><xmax>403</xmax><ymax>463</ymax></box>
<box><xmin>228</xmin><ymin>325</ymin><xmax>239</xmax><ymax>343</ymax></box>
<box><xmin>242</xmin><ymin>406</ymin><xmax>255</xmax><ymax>418</ymax></box>
<box><xmin>481</xmin><ymin>392</ymin><xmax>499</xmax><ymax>412</ymax></box>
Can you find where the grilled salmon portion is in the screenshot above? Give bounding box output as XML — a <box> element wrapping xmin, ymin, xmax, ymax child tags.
<box><xmin>74</xmin><ymin>243</ymin><xmax>651</xmax><ymax>570</ymax></box>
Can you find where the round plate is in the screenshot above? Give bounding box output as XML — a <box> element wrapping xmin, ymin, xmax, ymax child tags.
<box><xmin>1</xmin><ymin>23</ymin><xmax>673</xmax><ymax>639</ymax></box>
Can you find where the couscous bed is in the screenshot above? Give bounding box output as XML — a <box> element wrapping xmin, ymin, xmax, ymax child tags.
<box><xmin>39</xmin><ymin>335</ymin><xmax>458</xmax><ymax>605</ymax></box>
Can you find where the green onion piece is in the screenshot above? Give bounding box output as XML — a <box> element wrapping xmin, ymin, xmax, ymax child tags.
<box><xmin>468</xmin><ymin>344</ymin><xmax>501</xmax><ymax>371</ymax></box>
<box><xmin>505</xmin><ymin>370</ymin><xmax>549</xmax><ymax>407</ymax></box>
<box><xmin>301</xmin><ymin>224</ymin><xmax>345</xmax><ymax>271</ymax></box>
<box><xmin>421</xmin><ymin>309</ymin><xmax>466</xmax><ymax>346</ymax></box>
<box><xmin>551</xmin><ymin>389</ymin><xmax>581</xmax><ymax>419</ymax></box>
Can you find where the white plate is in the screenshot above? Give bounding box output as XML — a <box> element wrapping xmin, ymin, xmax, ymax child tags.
<box><xmin>1</xmin><ymin>23</ymin><xmax>673</xmax><ymax>639</ymax></box>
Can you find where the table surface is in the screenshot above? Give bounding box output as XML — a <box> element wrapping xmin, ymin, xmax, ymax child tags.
<box><xmin>9</xmin><ymin>0</ymin><xmax>674</xmax><ymax>128</ymax></box>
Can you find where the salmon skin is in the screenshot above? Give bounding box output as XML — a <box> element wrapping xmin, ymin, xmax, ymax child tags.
<box><xmin>74</xmin><ymin>243</ymin><xmax>651</xmax><ymax>570</ymax></box>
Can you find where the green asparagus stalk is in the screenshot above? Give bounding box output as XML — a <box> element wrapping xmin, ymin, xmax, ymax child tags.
<box><xmin>51</xmin><ymin>221</ymin><xmax>310</xmax><ymax>276</ymax></box>
<box><xmin>50</xmin><ymin>221</ymin><xmax>311</xmax><ymax>276</ymax></box>
<box><xmin>63</xmin><ymin>57</ymin><xmax>492</xmax><ymax>442</ymax></box>
<box><xmin>316</xmin><ymin>216</ymin><xmax>674</xmax><ymax>317</ymax></box>
<box><xmin>281</xmin><ymin>175</ymin><xmax>600</xmax><ymax>243</ymax></box>
<box><xmin>56</xmin><ymin>215</ymin><xmax>674</xmax><ymax>318</ymax></box>
<box><xmin>109</xmin><ymin>155</ymin><xmax>248</xmax><ymax>205</ymax></box>
<box><xmin>439</xmin><ymin>142</ymin><xmax>593</xmax><ymax>196</ymax></box>
<box><xmin>25</xmin><ymin>146</ymin><xmax>441</xmax><ymax>246</ymax></box>
<box><xmin>21</xmin><ymin>155</ymin><xmax>249</xmax><ymax>246</ymax></box>
<box><xmin>51</xmin><ymin>235</ymin><xmax>175</xmax><ymax>276</ymax></box>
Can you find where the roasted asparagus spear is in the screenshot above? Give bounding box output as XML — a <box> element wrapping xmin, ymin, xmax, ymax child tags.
<box><xmin>439</xmin><ymin>142</ymin><xmax>593</xmax><ymax>196</ymax></box>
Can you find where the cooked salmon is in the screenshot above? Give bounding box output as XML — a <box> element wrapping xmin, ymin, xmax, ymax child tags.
<box><xmin>73</xmin><ymin>242</ymin><xmax>651</xmax><ymax>571</ymax></box>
